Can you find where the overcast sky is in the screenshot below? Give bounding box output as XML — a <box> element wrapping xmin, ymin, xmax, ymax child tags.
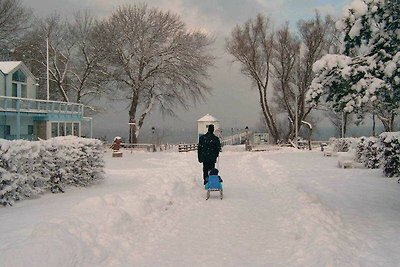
<box><xmin>22</xmin><ymin>0</ymin><xmax>351</xmax><ymax>141</ymax></box>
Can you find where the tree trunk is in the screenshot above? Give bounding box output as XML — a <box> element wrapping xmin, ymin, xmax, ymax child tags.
<box><xmin>262</xmin><ymin>82</ymin><xmax>280</xmax><ymax>143</ymax></box>
<box><xmin>129</xmin><ymin>93</ymin><xmax>139</xmax><ymax>143</ymax></box>
<box><xmin>372</xmin><ymin>113</ymin><xmax>376</xmax><ymax>136</ymax></box>
<box><xmin>301</xmin><ymin>121</ymin><xmax>312</xmax><ymax>150</ymax></box>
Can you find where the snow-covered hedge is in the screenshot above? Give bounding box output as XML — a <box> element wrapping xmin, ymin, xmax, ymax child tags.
<box><xmin>379</xmin><ymin>132</ymin><xmax>400</xmax><ymax>177</ymax></box>
<box><xmin>0</xmin><ymin>136</ymin><xmax>104</xmax><ymax>206</ymax></box>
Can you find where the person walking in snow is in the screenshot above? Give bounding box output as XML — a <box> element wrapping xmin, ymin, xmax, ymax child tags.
<box><xmin>198</xmin><ymin>124</ymin><xmax>221</xmax><ymax>185</ymax></box>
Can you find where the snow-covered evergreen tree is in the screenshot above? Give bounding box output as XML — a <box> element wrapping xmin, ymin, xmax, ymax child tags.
<box><xmin>307</xmin><ymin>0</ymin><xmax>400</xmax><ymax>129</ymax></box>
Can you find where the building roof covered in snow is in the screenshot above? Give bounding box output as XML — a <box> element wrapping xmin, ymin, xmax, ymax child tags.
<box><xmin>197</xmin><ymin>114</ymin><xmax>219</xmax><ymax>122</ymax></box>
<box><xmin>0</xmin><ymin>61</ymin><xmax>23</xmax><ymax>74</ymax></box>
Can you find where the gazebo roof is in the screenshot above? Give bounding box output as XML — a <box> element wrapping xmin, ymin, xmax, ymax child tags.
<box><xmin>197</xmin><ymin>113</ymin><xmax>219</xmax><ymax>122</ymax></box>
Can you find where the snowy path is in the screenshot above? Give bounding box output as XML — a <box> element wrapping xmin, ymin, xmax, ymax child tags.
<box><xmin>1</xmin><ymin>147</ymin><xmax>400</xmax><ymax>266</ymax></box>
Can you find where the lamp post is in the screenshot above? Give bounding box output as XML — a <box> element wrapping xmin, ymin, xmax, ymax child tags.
<box><xmin>231</xmin><ymin>127</ymin><xmax>234</xmax><ymax>145</ymax></box>
<box><xmin>245</xmin><ymin>126</ymin><xmax>249</xmax><ymax>151</ymax></box>
<box><xmin>151</xmin><ymin>126</ymin><xmax>156</xmax><ymax>152</ymax></box>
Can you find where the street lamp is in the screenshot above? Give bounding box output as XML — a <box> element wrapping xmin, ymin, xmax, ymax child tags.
<box><xmin>151</xmin><ymin>127</ymin><xmax>156</xmax><ymax>152</ymax></box>
<box><xmin>231</xmin><ymin>127</ymin><xmax>234</xmax><ymax>145</ymax></box>
<box><xmin>245</xmin><ymin>126</ymin><xmax>249</xmax><ymax>151</ymax></box>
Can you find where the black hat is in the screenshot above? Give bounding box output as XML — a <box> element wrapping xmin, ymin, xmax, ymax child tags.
<box><xmin>209</xmin><ymin>168</ymin><xmax>219</xmax><ymax>175</ymax></box>
<box><xmin>208</xmin><ymin>124</ymin><xmax>214</xmax><ymax>133</ymax></box>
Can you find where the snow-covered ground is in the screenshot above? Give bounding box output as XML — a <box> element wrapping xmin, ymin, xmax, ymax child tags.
<box><xmin>1</xmin><ymin>146</ymin><xmax>400</xmax><ymax>267</ymax></box>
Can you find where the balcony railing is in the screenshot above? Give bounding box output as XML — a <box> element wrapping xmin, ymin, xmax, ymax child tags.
<box><xmin>0</xmin><ymin>96</ymin><xmax>84</xmax><ymax>115</ymax></box>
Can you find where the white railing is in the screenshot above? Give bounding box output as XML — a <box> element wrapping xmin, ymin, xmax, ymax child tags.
<box><xmin>0</xmin><ymin>96</ymin><xmax>84</xmax><ymax>114</ymax></box>
<box><xmin>221</xmin><ymin>132</ymin><xmax>250</xmax><ymax>146</ymax></box>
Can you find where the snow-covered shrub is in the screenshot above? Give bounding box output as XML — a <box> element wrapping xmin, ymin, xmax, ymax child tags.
<box><xmin>361</xmin><ymin>137</ymin><xmax>380</xmax><ymax>169</ymax></box>
<box><xmin>331</xmin><ymin>138</ymin><xmax>359</xmax><ymax>152</ymax></box>
<box><xmin>0</xmin><ymin>140</ymin><xmax>46</xmax><ymax>205</ymax></box>
<box><xmin>0</xmin><ymin>167</ymin><xmax>18</xmax><ymax>206</ymax></box>
<box><xmin>379</xmin><ymin>132</ymin><xmax>400</xmax><ymax>177</ymax></box>
<box><xmin>0</xmin><ymin>137</ymin><xmax>105</xmax><ymax>206</ymax></box>
<box><xmin>48</xmin><ymin>137</ymin><xmax>105</xmax><ymax>187</ymax></box>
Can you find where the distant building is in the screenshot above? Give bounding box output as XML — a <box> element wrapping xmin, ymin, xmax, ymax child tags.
<box><xmin>253</xmin><ymin>132</ymin><xmax>270</xmax><ymax>145</ymax></box>
<box><xmin>0</xmin><ymin>61</ymin><xmax>92</xmax><ymax>140</ymax></box>
<box><xmin>197</xmin><ymin>114</ymin><xmax>221</xmax><ymax>141</ymax></box>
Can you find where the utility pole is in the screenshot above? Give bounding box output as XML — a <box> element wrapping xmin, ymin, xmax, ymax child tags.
<box><xmin>46</xmin><ymin>36</ymin><xmax>50</xmax><ymax>101</ymax></box>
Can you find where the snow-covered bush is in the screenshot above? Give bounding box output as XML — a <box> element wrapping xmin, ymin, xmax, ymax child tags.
<box><xmin>379</xmin><ymin>132</ymin><xmax>400</xmax><ymax>177</ymax></box>
<box><xmin>331</xmin><ymin>137</ymin><xmax>359</xmax><ymax>152</ymax></box>
<box><xmin>355</xmin><ymin>137</ymin><xmax>366</xmax><ymax>162</ymax></box>
<box><xmin>361</xmin><ymin>137</ymin><xmax>380</xmax><ymax>169</ymax></box>
<box><xmin>0</xmin><ymin>137</ymin><xmax>105</xmax><ymax>206</ymax></box>
<box><xmin>0</xmin><ymin>140</ymin><xmax>46</xmax><ymax>205</ymax></box>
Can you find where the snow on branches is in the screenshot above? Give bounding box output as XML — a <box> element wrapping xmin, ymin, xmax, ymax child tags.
<box><xmin>306</xmin><ymin>0</ymin><xmax>400</xmax><ymax>123</ymax></box>
<box><xmin>0</xmin><ymin>137</ymin><xmax>104</xmax><ymax>206</ymax></box>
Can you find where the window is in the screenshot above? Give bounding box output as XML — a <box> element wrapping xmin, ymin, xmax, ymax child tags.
<box><xmin>66</xmin><ymin>122</ymin><xmax>72</xmax><ymax>136</ymax></box>
<box><xmin>12</xmin><ymin>83</ymin><xmax>18</xmax><ymax>97</ymax></box>
<box><xmin>21</xmin><ymin>84</ymin><xmax>27</xmax><ymax>98</ymax></box>
<box><xmin>73</xmin><ymin>123</ymin><xmax>80</xmax><ymax>136</ymax></box>
<box><xmin>5</xmin><ymin>125</ymin><xmax>11</xmax><ymax>136</ymax></box>
<box><xmin>12</xmin><ymin>70</ymin><xmax>26</xmax><ymax>83</ymax></box>
<box><xmin>28</xmin><ymin>125</ymin><xmax>34</xmax><ymax>135</ymax></box>
<box><xmin>11</xmin><ymin>70</ymin><xmax>27</xmax><ymax>99</ymax></box>
<box><xmin>59</xmin><ymin>122</ymin><xmax>65</xmax><ymax>136</ymax></box>
<box><xmin>51</xmin><ymin>122</ymin><xmax>58</xmax><ymax>137</ymax></box>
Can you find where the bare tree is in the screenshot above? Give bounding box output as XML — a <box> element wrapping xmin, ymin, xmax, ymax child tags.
<box><xmin>97</xmin><ymin>4</ymin><xmax>214</xmax><ymax>143</ymax></box>
<box><xmin>269</xmin><ymin>13</ymin><xmax>337</xmax><ymax>142</ymax></box>
<box><xmin>271</xmin><ymin>23</ymin><xmax>300</xmax><ymax>141</ymax></box>
<box><xmin>13</xmin><ymin>12</ymin><xmax>107</xmax><ymax>110</ymax></box>
<box><xmin>325</xmin><ymin>110</ymin><xmax>354</xmax><ymax>138</ymax></box>
<box><xmin>14</xmin><ymin>14</ymin><xmax>74</xmax><ymax>102</ymax></box>
<box><xmin>226</xmin><ymin>14</ymin><xmax>280</xmax><ymax>143</ymax></box>
<box><xmin>68</xmin><ymin>11</ymin><xmax>108</xmax><ymax>110</ymax></box>
<box><xmin>294</xmin><ymin>14</ymin><xmax>336</xmax><ymax>136</ymax></box>
<box><xmin>0</xmin><ymin>0</ymin><xmax>31</xmax><ymax>59</ymax></box>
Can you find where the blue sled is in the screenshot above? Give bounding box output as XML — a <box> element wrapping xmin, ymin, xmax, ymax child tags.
<box><xmin>205</xmin><ymin>175</ymin><xmax>223</xmax><ymax>200</ymax></box>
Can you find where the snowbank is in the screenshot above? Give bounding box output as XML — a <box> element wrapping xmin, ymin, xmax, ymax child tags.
<box><xmin>1</xmin><ymin>149</ymin><xmax>400</xmax><ymax>266</ymax></box>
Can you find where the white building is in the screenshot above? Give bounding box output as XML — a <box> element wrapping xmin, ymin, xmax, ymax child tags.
<box><xmin>0</xmin><ymin>61</ymin><xmax>92</xmax><ymax>140</ymax></box>
<box><xmin>197</xmin><ymin>114</ymin><xmax>221</xmax><ymax>140</ymax></box>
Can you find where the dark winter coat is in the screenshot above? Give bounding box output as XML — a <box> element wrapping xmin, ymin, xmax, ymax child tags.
<box><xmin>198</xmin><ymin>132</ymin><xmax>221</xmax><ymax>163</ymax></box>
